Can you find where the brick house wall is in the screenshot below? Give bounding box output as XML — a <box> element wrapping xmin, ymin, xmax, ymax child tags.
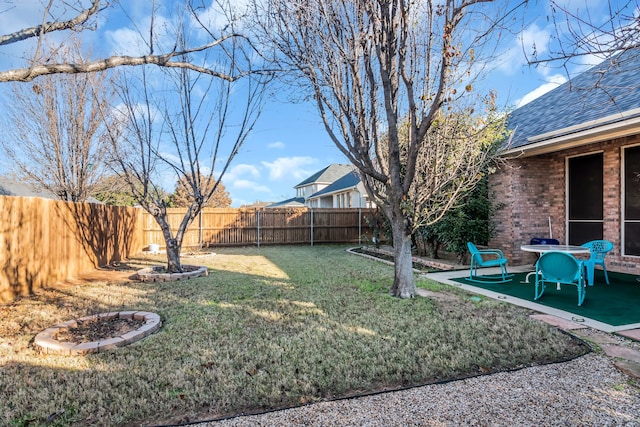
<box><xmin>488</xmin><ymin>134</ymin><xmax>640</xmax><ymax>275</ymax></box>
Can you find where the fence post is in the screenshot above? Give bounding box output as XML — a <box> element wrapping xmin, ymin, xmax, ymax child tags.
<box><xmin>257</xmin><ymin>209</ymin><xmax>261</xmax><ymax>248</ymax></box>
<box><xmin>358</xmin><ymin>208</ymin><xmax>362</xmax><ymax>245</ymax></box>
<box><xmin>199</xmin><ymin>210</ymin><xmax>203</xmax><ymax>248</ymax></box>
<box><xmin>310</xmin><ymin>208</ymin><xmax>314</xmax><ymax>247</ymax></box>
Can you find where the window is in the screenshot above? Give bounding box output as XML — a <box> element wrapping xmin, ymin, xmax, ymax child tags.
<box><xmin>567</xmin><ymin>153</ymin><xmax>603</xmax><ymax>245</ymax></box>
<box><xmin>624</xmin><ymin>145</ymin><xmax>640</xmax><ymax>256</ymax></box>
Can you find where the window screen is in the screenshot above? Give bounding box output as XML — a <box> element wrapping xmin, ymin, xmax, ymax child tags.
<box><xmin>624</xmin><ymin>146</ymin><xmax>640</xmax><ymax>256</ymax></box>
<box><xmin>568</xmin><ymin>153</ymin><xmax>603</xmax><ymax>245</ymax></box>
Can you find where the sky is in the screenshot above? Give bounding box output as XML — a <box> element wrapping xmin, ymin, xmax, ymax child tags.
<box><xmin>0</xmin><ymin>0</ymin><xmax>629</xmax><ymax>207</ymax></box>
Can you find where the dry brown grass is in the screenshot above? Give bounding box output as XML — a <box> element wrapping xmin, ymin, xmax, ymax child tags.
<box><xmin>0</xmin><ymin>246</ymin><xmax>588</xmax><ymax>426</ymax></box>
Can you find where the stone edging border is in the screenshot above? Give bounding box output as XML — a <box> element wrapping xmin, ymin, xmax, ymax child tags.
<box><xmin>346</xmin><ymin>246</ymin><xmax>460</xmax><ymax>272</ymax></box>
<box><xmin>33</xmin><ymin>311</ymin><xmax>161</xmax><ymax>356</ymax></box>
<box><xmin>136</xmin><ymin>265</ymin><xmax>209</xmax><ymax>282</ymax></box>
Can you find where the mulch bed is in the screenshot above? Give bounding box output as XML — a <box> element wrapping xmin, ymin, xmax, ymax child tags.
<box><xmin>55</xmin><ymin>317</ymin><xmax>146</xmax><ymax>343</ymax></box>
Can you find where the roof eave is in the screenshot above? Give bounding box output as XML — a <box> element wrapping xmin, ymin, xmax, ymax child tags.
<box><xmin>307</xmin><ymin>185</ymin><xmax>358</xmax><ymax>200</ymax></box>
<box><xmin>502</xmin><ymin>110</ymin><xmax>640</xmax><ymax>158</ymax></box>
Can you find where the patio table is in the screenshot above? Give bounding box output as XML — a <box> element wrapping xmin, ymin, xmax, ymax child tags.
<box><xmin>520</xmin><ymin>244</ymin><xmax>590</xmax><ymax>286</ymax></box>
<box><xmin>520</xmin><ymin>244</ymin><xmax>590</xmax><ymax>255</ymax></box>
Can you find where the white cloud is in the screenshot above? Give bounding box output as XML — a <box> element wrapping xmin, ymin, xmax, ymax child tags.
<box><xmin>224</xmin><ymin>164</ymin><xmax>261</xmax><ymax>182</ymax></box>
<box><xmin>268</xmin><ymin>141</ymin><xmax>286</xmax><ymax>149</ymax></box>
<box><xmin>190</xmin><ymin>0</ymin><xmax>251</xmax><ymax>38</ymax></box>
<box><xmin>222</xmin><ymin>165</ymin><xmax>270</xmax><ymax>195</ymax></box>
<box><xmin>159</xmin><ymin>151</ymin><xmax>182</xmax><ymax>165</ymax></box>
<box><xmin>233</xmin><ymin>179</ymin><xmax>271</xmax><ymax>193</ymax></box>
<box><xmin>515</xmin><ymin>74</ymin><xmax>567</xmax><ymax>107</ymax></box>
<box><xmin>261</xmin><ymin>157</ymin><xmax>317</xmax><ymax>181</ymax></box>
<box><xmin>104</xmin><ymin>10</ymin><xmax>174</xmax><ymax>57</ymax></box>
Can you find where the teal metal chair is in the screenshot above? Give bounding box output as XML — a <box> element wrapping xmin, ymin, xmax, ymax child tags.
<box><xmin>581</xmin><ymin>240</ymin><xmax>614</xmax><ymax>286</ymax></box>
<box><xmin>535</xmin><ymin>251</ymin><xmax>586</xmax><ymax>306</ymax></box>
<box><xmin>466</xmin><ymin>242</ymin><xmax>512</xmax><ymax>283</ymax></box>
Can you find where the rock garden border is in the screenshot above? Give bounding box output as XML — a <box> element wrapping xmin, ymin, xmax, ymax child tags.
<box><xmin>34</xmin><ymin>311</ymin><xmax>161</xmax><ymax>356</ymax></box>
<box><xmin>136</xmin><ymin>265</ymin><xmax>209</xmax><ymax>282</ymax></box>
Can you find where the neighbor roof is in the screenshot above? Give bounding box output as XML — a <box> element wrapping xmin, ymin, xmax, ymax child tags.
<box><xmin>266</xmin><ymin>197</ymin><xmax>306</xmax><ymax>208</ymax></box>
<box><xmin>0</xmin><ymin>176</ymin><xmax>56</xmax><ymax>198</ymax></box>
<box><xmin>294</xmin><ymin>164</ymin><xmax>354</xmax><ymax>188</ymax></box>
<box><xmin>308</xmin><ymin>171</ymin><xmax>361</xmax><ymax>199</ymax></box>
<box><xmin>504</xmin><ymin>48</ymin><xmax>640</xmax><ymax>157</ymax></box>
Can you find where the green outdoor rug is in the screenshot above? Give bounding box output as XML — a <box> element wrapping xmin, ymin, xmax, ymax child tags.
<box><xmin>452</xmin><ymin>270</ymin><xmax>640</xmax><ymax>327</ymax></box>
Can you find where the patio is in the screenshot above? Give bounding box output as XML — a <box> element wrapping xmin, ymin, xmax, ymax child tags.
<box><xmin>425</xmin><ymin>266</ymin><xmax>640</xmax><ymax>334</ymax></box>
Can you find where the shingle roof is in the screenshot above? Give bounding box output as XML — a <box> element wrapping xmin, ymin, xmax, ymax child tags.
<box><xmin>308</xmin><ymin>171</ymin><xmax>361</xmax><ymax>199</ymax></box>
<box><xmin>506</xmin><ymin>49</ymin><xmax>640</xmax><ymax>149</ymax></box>
<box><xmin>266</xmin><ymin>197</ymin><xmax>306</xmax><ymax>208</ymax></box>
<box><xmin>294</xmin><ymin>164</ymin><xmax>354</xmax><ymax>188</ymax></box>
<box><xmin>0</xmin><ymin>176</ymin><xmax>56</xmax><ymax>198</ymax></box>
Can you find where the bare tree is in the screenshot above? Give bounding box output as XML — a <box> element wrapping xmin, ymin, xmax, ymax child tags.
<box><xmin>255</xmin><ymin>0</ymin><xmax>513</xmax><ymax>297</ymax></box>
<box><xmin>0</xmin><ymin>41</ymin><xmax>117</xmax><ymax>202</ymax></box>
<box><xmin>106</xmin><ymin>34</ymin><xmax>264</xmax><ymax>272</ymax></box>
<box><xmin>0</xmin><ymin>0</ymin><xmax>261</xmax><ymax>82</ymax></box>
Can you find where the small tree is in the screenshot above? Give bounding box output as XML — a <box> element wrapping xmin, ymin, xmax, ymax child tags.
<box><xmin>169</xmin><ymin>174</ymin><xmax>232</xmax><ymax>208</ymax></box>
<box><xmin>107</xmin><ymin>22</ymin><xmax>264</xmax><ymax>272</ymax></box>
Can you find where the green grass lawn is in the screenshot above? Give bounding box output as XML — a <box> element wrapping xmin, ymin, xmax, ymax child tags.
<box><xmin>0</xmin><ymin>245</ymin><xmax>588</xmax><ymax>426</ymax></box>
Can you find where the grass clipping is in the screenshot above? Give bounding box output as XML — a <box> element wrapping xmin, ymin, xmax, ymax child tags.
<box><xmin>0</xmin><ymin>246</ymin><xmax>588</xmax><ymax>426</ymax></box>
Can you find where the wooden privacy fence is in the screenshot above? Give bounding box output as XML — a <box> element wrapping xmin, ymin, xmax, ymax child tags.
<box><xmin>1</xmin><ymin>200</ymin><xmax>377</xmax><ymax>303</ymax></box>
<box><xmin>141</xmin><ymin>208</ymin><xmax>378</xmax><ymax>248</ymax></box>
<box><xmin>0</xmin><ymin>196</ymin><xmax>143</xmax><ymax>303</ymax></box>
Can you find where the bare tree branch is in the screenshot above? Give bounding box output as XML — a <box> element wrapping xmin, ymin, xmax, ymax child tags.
<box><xmin>0</xmin><ymin>35</ymin><xmax>253</xmax><ymax>82</ymax></box>
<box><xmin>0</xmin><ymin>0</ymin><xmax>102</xmax><ymax>46</ymax></box>
<box><xmin>0</xmin><ymin>1</ymin><xmax>277</xmax><ymax>82</ymax></box>
<box><xmin>526</xmin><ymin>0</ymin><xmax>640</xmax><ymax>68</ymax></box>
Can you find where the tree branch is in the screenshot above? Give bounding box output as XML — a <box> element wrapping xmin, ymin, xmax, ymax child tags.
<box><xmin>0</xmin><ymin>0</ymin><xmax>103</xmax><ymax>46</ymax></box>
<box><xmin>0</xmin><ymin>35</ymin><xmax>257</xmax><ymax>82</ymax></box>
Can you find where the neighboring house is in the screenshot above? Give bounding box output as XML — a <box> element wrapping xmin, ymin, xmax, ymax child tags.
<box><xmin>490</xmin><ymin>48</ymin><xmax>640</xmax><ymax>275</ymax></box>
<box><xmin>305</xmin><ymin>170</ymin><xmax>371</xmax><ymax>208</ymax></box>
<box><xmin>268</xmin><ymin>163</ymin><xmax>373</xmax><ymax>208</ymax></box>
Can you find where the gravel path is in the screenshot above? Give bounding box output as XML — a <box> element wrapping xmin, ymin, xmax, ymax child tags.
<box><xmin>197</xmin><ymin>353</ymin><xmax>640</xmax><ymax>426</ymax></box>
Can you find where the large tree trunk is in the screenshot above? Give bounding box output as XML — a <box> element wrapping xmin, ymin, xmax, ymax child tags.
<box><xmin>389</xmin><ymin>215</ymin><xmax>416</xmax><ymax>298</ymax></box>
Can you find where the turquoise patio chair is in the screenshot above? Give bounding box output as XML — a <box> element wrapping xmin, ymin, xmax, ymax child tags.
<box><xmin>466</xmin><ymin>242</ymin><xmax>512</xmax><ymax>283</ymax></box>
<box><xmin>581</xmin><ymin>240</ymin><xmax>614</xmax><ymax>286</ymax></box>
<box><xmin>535</xmin><ymin>251</ymin><xmax>586</xmax><ymax>306</ymax></box>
